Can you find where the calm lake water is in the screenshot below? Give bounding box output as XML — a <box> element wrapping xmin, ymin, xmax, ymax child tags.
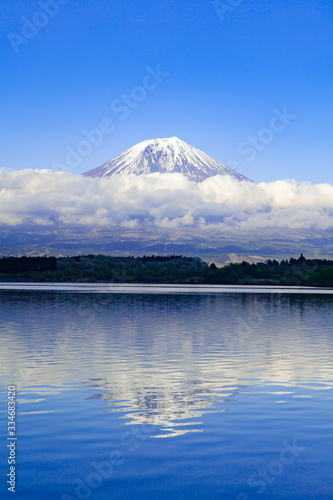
<box><xmin>1</xmin><ymin>285</ymin><xmax>333</xmax><ymax>499</ymax></box>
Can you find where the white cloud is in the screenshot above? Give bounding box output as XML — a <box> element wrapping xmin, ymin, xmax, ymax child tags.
<box><xmin>1</xmin><ymin>168</ymin><xmax>333</xmax><ymax>232</ymax></box>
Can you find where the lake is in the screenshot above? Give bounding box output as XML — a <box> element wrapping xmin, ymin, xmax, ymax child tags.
<box><xmin>0</xmin><ymin>285</ymin><xmax>333</xmax><ymax>499</ymax></box>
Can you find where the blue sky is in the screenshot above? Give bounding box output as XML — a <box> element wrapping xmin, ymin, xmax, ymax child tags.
<box><xmin>0</xmin><ymin>0</ymin><xmax>332</xmax><ymax>182</ymax></box>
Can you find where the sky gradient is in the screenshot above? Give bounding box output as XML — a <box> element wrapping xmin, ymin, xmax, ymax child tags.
<box><xmin>1</xmin><ymin>0</ymin><xmax>332</xmax><ymax>182</ymax></box>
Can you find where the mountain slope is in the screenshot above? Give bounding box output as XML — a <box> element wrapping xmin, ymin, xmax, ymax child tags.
<box><xmin>83</xmin><ymin>137</ymin><xmax>251</xmax><ymax>182</ymax></box>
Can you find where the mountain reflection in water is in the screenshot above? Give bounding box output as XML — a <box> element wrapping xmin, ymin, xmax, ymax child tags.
<box><xmin>1</xmin><ymin>290</ymin><xmax>332</xmax><ymax>438</ymax></box>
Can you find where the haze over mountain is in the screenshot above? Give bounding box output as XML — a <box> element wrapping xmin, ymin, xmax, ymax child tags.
<box><xmin>83</xmin><ymin>137</ymin><xmax>251</xmax><ymax>182</ymax></box>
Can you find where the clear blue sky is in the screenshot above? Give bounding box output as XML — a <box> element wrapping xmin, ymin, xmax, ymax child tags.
<box><xmin>0</xmin><ymin>0</ymin><xmax>332</xmax><ymax>182</ymax></box>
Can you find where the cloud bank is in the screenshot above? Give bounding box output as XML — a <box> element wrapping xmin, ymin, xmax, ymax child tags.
<box><xmin>1</xmin><ymin>168</ymin><xmax>333</xmax><ymax>232</ymax></box>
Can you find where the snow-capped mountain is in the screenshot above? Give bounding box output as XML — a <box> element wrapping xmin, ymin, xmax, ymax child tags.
<box><xmin>83</xmin><ymin>137</ymin><xmax>251</xmax><ymax>182</ymax></box>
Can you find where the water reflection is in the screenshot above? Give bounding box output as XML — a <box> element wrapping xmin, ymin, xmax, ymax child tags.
<box><xmin>1</xmin><ymin>291</ymin><xmax>333</xmax><ymax>437</ymax></box>
<box><xmin>84</xmin><ymin>378</ymin><xmax>245</xmax><ymax>437</ymax></box>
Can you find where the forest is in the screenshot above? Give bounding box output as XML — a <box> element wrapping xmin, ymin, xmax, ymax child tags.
<box><xmin>0</xmin><ymin>253</ymin><xmax>333</xmax><ymax>286</ymax></box>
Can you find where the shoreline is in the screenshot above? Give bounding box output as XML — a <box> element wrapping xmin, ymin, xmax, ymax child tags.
<box><xmin>1</xmin><ymin>282</ymin><xmax>333</xmax><ymax>294</ymax></box>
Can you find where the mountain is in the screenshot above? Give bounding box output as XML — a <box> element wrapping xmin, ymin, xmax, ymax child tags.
<box><xmin>83</xmin><ymin>137</ymin><xmax>251</xmax><ymax>182</ymax></box>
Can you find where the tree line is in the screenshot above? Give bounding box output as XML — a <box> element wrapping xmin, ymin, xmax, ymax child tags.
<box><xmin>0</xmin><ymin>255</ymin><xmax>56</xmax><ymax>274</ymax></box>
<box><xmin>1</xmin><ymin>253</ymin><xmax>333</xmax><ymax>286</ymax></box>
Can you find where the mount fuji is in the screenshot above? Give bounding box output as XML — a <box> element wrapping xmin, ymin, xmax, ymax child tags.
<box><xmin>83</xmin><ymin>137</ymin><xmax>251</xmax><ymax>182</ymax></box>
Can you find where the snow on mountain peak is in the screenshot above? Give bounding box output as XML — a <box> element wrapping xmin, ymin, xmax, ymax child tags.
<box><xmin>83</xmin><ymin>137</ymin><xmax>251</xmax><ymax>182</ymax></box>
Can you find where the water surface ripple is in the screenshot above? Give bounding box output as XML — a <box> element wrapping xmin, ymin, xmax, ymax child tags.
<box><xmin>0</xmin><ymin>288</ymin><xmax>332</xmax><ymax>499</ymax></box>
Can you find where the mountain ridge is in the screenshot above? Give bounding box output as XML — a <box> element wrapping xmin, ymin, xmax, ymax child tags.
<box><xmin>83</xmin><ymin>137</ymin><xmax>251</xmax><ymax>182</ymax></box>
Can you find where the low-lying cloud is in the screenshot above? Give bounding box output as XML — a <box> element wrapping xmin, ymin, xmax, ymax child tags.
<box><xmin>1</xmin><ymin>168</ymin><xmax>333</xmax><ymax>232</ymax></box>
